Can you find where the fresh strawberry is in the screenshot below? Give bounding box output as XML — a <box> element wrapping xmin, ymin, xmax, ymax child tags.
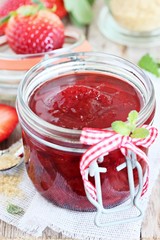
<box><xmin>5</xmin><ymin>5</ymin><xmax>65</xmax><ymax>54</ymax></box>
<box><xmin>0</xmin><ymin>0</ymin><xmax>31</xmax><ymax>36</ymax></box>
<box><xmin>0</xmin><ymin>104</ymin><xmax>18</xmax><ymax>142</ymax></box>
<box><xmin>41</xmin><ymin>0</ymin><xmax>67</xmax><ymax>18</ymax></box>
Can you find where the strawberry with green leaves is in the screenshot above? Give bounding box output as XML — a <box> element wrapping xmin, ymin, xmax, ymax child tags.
<box><xmin>3</xmin><ymin>5</ymin><xmax>64</xmax><ymax>54</ymax></box>
<box><xmin>0</xmin><ymin>104</ymin><xmax>18</xmax><ymax>143</ymax></box>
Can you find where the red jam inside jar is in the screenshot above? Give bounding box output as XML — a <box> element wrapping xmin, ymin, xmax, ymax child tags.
<box><xmin>17</xmin><ymin>52</ymin><xmax>155</xmax><ymax>211</ymax></box>
<box><xmin>29</xmin><ymin>73</ymin><xmax>141</xmax><ymax>129</ymax></box>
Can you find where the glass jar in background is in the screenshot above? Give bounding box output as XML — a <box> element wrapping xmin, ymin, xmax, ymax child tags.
<box><xmin>0</xmin><ymin>28</ymin><xmax>90</xmax><ymax>101</ymax></box>
<box><xmin>98</xmin><ymin>0</ymin><xmax>160</xmax><ymax>47</ymax></box>
<box><xmin>16</xmin><ymin>52</ymin><xmax>155</xmax><ymax>212</ymax></box>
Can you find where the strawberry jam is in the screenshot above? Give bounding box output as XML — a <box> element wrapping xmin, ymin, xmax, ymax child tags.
<box><xmin>21</xmin><ymin>71</ymin><xmax>152</xmax><ymax>212</ymax></box>
<box><xmin>29</xmin><ymin>73</ymin><xmax>141</xmax><ymax>129</ymax></box>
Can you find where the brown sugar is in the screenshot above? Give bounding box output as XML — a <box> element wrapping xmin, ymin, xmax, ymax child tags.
<box><xmin>0</xmin><ymin>154</ymin><xmax>21</xmax><ymax>171</ymax></box>
<box><xmin>0</xmin><ymin>172</ymin><xmax>22</xmax><ymax>197</ymax></box>
<box><xmin>0</xmin><ymin>140</ymin><xmax>23</xmax><ymax>171</ymax></box>
<box><xmin>109</xmin><ymin>0</ymin><xmax>160</xmax><ymax>32</ymax></box>
<box><xmin>0</xmin><ymin>140</ymin><xmax>23</xmax><ymax>197</ymax></box>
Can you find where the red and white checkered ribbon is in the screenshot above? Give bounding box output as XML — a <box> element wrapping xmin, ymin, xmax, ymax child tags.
<box><xmin>80</xmin><ymin>125</ymin><xmax>158</xmax><ymax>200</ymax></box>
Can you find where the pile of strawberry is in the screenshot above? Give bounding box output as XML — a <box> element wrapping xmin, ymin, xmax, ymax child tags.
<box><xmin>0</xmin><ymin>0</ymin><xmax>67</xmax><ymax>54</ymax></box>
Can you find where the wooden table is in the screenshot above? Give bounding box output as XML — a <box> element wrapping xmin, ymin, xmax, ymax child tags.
<box><xmin>1</xmin><ymin>0</ymin><xmax>160</xmax><ymax>239</ymax></box>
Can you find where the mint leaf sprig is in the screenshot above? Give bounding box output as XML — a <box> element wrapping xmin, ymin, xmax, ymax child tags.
<box><xmin>64</xmin><ymin>0</ymin><xmax>95</xmax><ymax>26</ymax></box>
<box><xmin>111</xmin><ymin>110</ymin><xmax>149</xmax><ymax>139</ymax></box>
<box><xmin>138</xmin><ymin>54</ymin><xmax>160</xmax><ymax>77</ymax></box>
<box><xmin>7</xmin><ymin>203</ymin><xmax>24</xmax><ymax>215</ymax></box>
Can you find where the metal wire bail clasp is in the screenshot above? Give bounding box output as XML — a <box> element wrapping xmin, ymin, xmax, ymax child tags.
<box><xmin>80</xmin><ymin>125</ymin><xmax>158</xmax><ymax>227</ymax></box>
<box><xmin>84</xmin><ymin>150</ymin><xmax>144</xmax><ymax>227</ymax></box>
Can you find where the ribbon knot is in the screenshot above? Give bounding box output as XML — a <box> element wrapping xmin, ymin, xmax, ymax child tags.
<box><xmin>80</xmin><ymin>125</ymin><xmax>158</xmax><ymax>200</ymax></box>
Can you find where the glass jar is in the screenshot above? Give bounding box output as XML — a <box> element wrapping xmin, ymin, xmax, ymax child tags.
<box><xmin>0</xmin><ymin>28</ymin><xmax>89</xmax><ymax>101</ymax></box>
<box><xmin>98</xmin><ymin>0</ymin><xmax>160</xmax><ymax>47</ymax></box>
<box><xmin>16</xmin><ymin>52</ymin><xmax>155</xmax><ymax>212</ymax></box>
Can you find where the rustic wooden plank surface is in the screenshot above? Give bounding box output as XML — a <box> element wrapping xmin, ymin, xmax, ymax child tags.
<box><xmin>0</xmin><ymin>0</ymin><xmax>160</xmax><ymax>239</ymax></box>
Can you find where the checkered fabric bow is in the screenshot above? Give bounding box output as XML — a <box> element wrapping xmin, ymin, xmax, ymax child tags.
<box><xmin>80</xmin><ymin>125</ymin><xmax>158</xmax><ymax>200</ymax></box>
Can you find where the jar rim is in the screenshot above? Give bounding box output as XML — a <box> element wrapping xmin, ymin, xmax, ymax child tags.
<box><xmin>17</xmin><ymin>51</ymin><xmax>155</xmax><ymax>138</ymax></box>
